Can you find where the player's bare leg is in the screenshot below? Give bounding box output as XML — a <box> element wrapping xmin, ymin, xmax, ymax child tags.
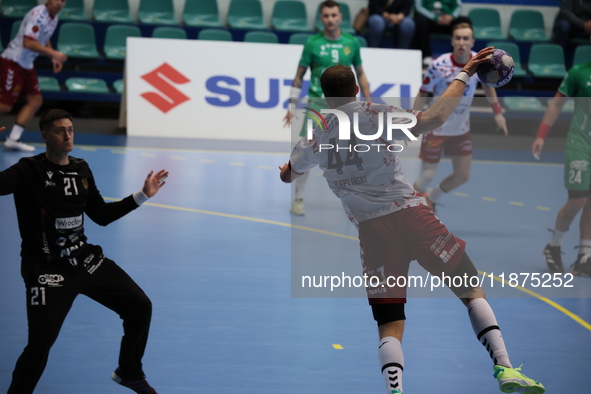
<box><xmin>544</xmin><ymin>196</ymin><xmax>587</xmax><ymax>273</ymax></box>
<box><xmin>572</xmin><ymin>197</ymin><xmax>591</xmax><ymax>276</ymax></box>
<box><xmin>414</xmin><ymin>162</ymin><xmax>439</xmax><ymax>211</ymax></box>
<box><xmin>291</xmin><ymin>170</ymin><xmax>310</xmax><ymax>215</ymax></box>
<box><xmin>425</xmin><ymin>155</ymin><xmax>471</xmax><ymax>209</ymax></box>
<box><xmin>377</xmin><ymin>320</ymin><xmax>405</xmax><ymax>394</ymax></box>
<box><xmin>4</xmin><ymin>94</ymin><xmax>42</xmax><ymax>152</ymax></box>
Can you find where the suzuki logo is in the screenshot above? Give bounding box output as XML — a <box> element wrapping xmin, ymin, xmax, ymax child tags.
<box><xmin>140</xmin><ymin>63</ymin><xmax>190</xmax><ymax>113</ymax></box>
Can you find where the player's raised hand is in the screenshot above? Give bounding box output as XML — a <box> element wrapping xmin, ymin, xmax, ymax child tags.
<box><xmin>463</xmin><ymin>47</ymin><xmax>495</xmax><ymax>76</ymax></box>
<box><xmin>142</xmin><ymin>170</ymin><xmax>169</xmax><ymax>197</ymax></box>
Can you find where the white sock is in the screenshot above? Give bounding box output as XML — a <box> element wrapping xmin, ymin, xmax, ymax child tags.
<box><xmin>294</xmin><ymin>170</ymin><xmax>309</xmax><ymax>200</ymax></box>
<box><xmin>549</xmin><ymin>228</ymin><xmax>567</xmax><ymax>247</ymax></box>
<box><xmin>428</xmin><ymin>184</ymin><xmax>446</xmax><ymax>203</ymax></box>
<box><xmin>378</xmin><ymin>336</ymin><xmax>404</xmax><ymax>394</ymax></box>
<box><xmin>579</xmin><ymin>239</ymin><xmax>591</xmax><ymax>255</ymax></box>
<box><xmin>8</xmin><ymin>124</ymin><xmax>25</xmax><ymax>141</ymax></box>
<box><xmin>467</xmin><ymin>298</ymin><xmax>512</xmax><ymax>368</ymax></box>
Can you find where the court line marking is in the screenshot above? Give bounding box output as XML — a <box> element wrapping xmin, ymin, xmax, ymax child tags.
<box><xmin>332</xmin><ymin>344</ymin><xmax>344</xmax><ymax>349</ymax></box>
<box><xmin>104</xmin><ymin>197</ymin><xmax>591</xmax><ymax>333</ymax></box>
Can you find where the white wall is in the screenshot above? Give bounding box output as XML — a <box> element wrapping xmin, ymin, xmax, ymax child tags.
<box><xmin>5</xmin><ymin>0</ymin><xmax>558</xmax><ymax>36</ymax></box>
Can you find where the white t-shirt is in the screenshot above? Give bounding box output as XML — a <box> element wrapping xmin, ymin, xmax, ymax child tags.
<box><xmin>1</xmin><ymin>4</ymin><xmax>59</xmax><ymax>70</ymax></box>
<box><xmin>289</xmin><ymin>101</ymin><xmax>426</xmax><ymax>227</ymax></box>
<box><xmin>419</xmin><ymin>52</ymin><xmax>479</xmax><ymax>137</ymax></box>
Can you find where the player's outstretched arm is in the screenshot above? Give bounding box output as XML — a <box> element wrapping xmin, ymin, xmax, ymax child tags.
<box><xmin>24</xmin><ymin>37</ymin><xmax>67</xmax><ymax>72</ymax></box>
<box><xmin>413</xmin><ymin>47</ymin><xmax>494</xmax><ymax>135</ymax></box>
<box><xmin>284</xmin><ymin>66</ymin><xmax>308</xmax><ymax>127</ymax></box>
<box><xmin>532</xmin><ymin>92</ymin><xmax>568</xmax><ymax>157</ymax></box>
<box><xmin>483</xmin><ymin>85</ymin><xmax>508</xmax><ymax>136</ymax></box>
<box><xmin>142</xmin><ymin>170</ymin><xmax>169</xmax><ymax>198</ymax></box>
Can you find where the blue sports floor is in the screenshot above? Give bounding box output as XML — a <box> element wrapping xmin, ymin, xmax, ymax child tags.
<box><xmin>0</xmin><ymin>134</ymin><xmax>588</xmax><ymax>393</ymax></box>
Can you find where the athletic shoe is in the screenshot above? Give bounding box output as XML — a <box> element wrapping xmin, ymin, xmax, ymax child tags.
<box><xmin>493</xmin><ymin>365</ymin><xmax>545</xmax><ymax>394</ymax></box>
<box><xmin>572</xmin><ymin>253</ymin><xmax>591</xmax><ymax>277</ymax></box>
<box><xmin>542</xmin><ymin>244</ymin><xmax>563</xmax><ymax>273</ymax></box>
<box><xmin>112</xmin><ymin>368</ymin><xmax>158</xmax><ymax>393</ymax></box>
<box><xmin>423</xmin><ymin>192</ymin><xmax>436</xmax><ymax>213</ymax></box>
<box><xmin>4</xmin><ymin>138</ymin><xmax>35</xmax><ymax>152</ymax></box>
<box><xmin>391</xmin><ymin>390</ymin><xmax>403</xmax><ymax>394</ymax></box>
<box><xmin>290</xmin><ymin>198</ymin><xmax>305</xmax><ymax>216</ymax></box>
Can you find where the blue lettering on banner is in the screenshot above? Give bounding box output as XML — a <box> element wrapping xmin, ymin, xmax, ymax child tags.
<box><xmin>204</xmin><ymin>76</ymin><xmax>411</xmax><ymax>109</ymax></box>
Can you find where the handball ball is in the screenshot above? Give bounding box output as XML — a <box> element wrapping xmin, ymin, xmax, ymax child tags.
<box><xmin>476</xmin><ymin>49</ymin><xmax>515</xmax><ymax>88</ymax></box>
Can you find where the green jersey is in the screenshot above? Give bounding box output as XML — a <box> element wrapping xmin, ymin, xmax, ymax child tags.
<box><xmin>558</xmin><ymin>61</ymin><xmax>591</xmax><ymax>152</ymax></box>
<box><xmin>298</xmin><ymin>32</ymin><xmax>362</xmax><ymax>98</ymax></box>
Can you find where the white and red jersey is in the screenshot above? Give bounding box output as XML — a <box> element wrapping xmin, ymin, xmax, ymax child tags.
<box><xmin>1</xmin><ymin>4</ymin><xmax>59</xmax><ymax>70</ymax></box>
<box><xmin>289</xmin><ymin>101</ymin><xmax>426</xmax><ymax>226</ymax></box>
<box><xmin>419</xmin><ymin>52</ymin><xmax>479</xmax><ymax>137</ymax></box>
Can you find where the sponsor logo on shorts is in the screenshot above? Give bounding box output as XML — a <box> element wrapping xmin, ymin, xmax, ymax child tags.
<box><xmin>38</xmin><ymin>274</ymin><xmax>64</xmax><ymax>287</ymax></box>
<box><xmin>55</xmin><ymin>215</ymin><xmax>83</xmax><ymax>230</ymax></box>
<box><xmin>570</xmin><ymin>160</ymin><xmax>589</xmax><ymax>171</ymax></box>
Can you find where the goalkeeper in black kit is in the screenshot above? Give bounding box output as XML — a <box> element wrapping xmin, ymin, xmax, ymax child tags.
<box><xmin>0</xmin><ymin>109</ymin><xmax>167</xmax><ymax>394</ymax></box>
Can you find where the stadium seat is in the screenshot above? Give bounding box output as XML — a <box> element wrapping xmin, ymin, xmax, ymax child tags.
<box><xmin>272</xmin><ymin>1</ymin><xmax>311</xmax><ymax>32</ymax></box>
<box><xmin>104</xmin><ymin>24</ymin><xmax>141</xmax><ymax>60</ymax></box>
<box><xmin>113</xmin><ymin>79</ymin><xmax>124</xmax><ymax>94</ymax></box>
<box><xmin>183</xmin><ymin>0</ymin><xmax>223</xmax><ymax>27</ymax></box>
<box><xmin>356</xmin><ymin>35</ymin><xmax>368</xmax><ymax>48</ymax></box>
<box><xmin>228</xmin><ymin>0</ymin><xmax>266</xmax><ymax>30</ymax></box>
<box><xmin>468</xmin><ymin>8</ymin><xmax>506</xmax><ymax>40</ymax></box>
<box><xmin>315</xmin><ymin>2</ymin><xmax>354</xmax><ymax>34</ymax></box>
<box><xmin>93</xmin><ymin>0</ymin><xmax>133</xmax><ymax>23</ymax></box>
<box><xmin>573</xmin><ymin>45</ymin><xmax>591</xmax><ymax>67</ymax></box>
<box><xmin>65</xmin><ymin>78</ymin><xmax>110</xmax><ymax>93</ymax></box>
<box><xmin>1</xmin><ymin>0</ymin><xmax>37</xmax><ymax>18</ymax></box>
<box><xmin>528</xmin><ymin>43</ymin><xmax>567</xmax><ymax>78</ymax></box>
<box><xmin>10</xmin><ymin>20</ymin><xmax>21</xmax><ymax>42</ymax></box>
<box><xmin>509</xmin><ymin>10</ymin><xmax>548</xmax><ymax>41</ymax></box>
<box><xmin>198</xmin><ymin>29</ymin><xmax>233</xmax><ymax>41</ymax></box>
<box><xmin>547</xmin><ymin>97</ymin><xmax>575</xmax><ymax>113</ymax></box>
<box><xmin>38</xmin><ymin>76</ymin><xmax>61</xmax><ymax>92</ymax></box>
<box><xmin>244</xmin><ymin>31</ymin><xmax>279</xmax><ymax>44</ymax></box>
<box><xmin>139</xmin><ymin>0</ymin><xmax>178</xmax><ymax>25</ymax></box>
<box><xmin>57</xmin><ymin>23</ymin><xmax>100</xmax><ymax>59</ymax></box>
<box><xmin>486</xmin><ymin>41</ymin><xmax>528</xmax><ymax>77</ymax></box>
<box><xmin>288</xmin><ymin>33</ymin><xmax>313</xmax><ymax>45</ymax></box>
<box><xmin>503</xmin><ymin>97</ymin><xmax>546</xmax><ymax>112</ymax></box>
<box><xmin>152</xmin><ymin>26</ymin><xmax>187</xmax><ymax>39</ymax></box>
<box><xmin>59</xmin><ymin>0</ymin><xmax>88</xmax><ymax>21</ymax></box>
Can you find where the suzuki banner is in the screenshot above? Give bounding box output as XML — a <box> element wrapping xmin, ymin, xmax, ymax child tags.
<box><xmin>126</xmin><ymin>37</ymin><xmax>422</xmax><ymax>142</ymax></box>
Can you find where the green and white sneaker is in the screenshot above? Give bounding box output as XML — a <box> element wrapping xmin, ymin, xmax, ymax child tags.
<box><xmin>493</xmin><ymin>365</ymin><xmax>545</xmax><ymax>394</ymax></box>
<box><xmin>390</xmin><ymin>390</ymin><xmax>403</xmax><ymax>394</ymax></box>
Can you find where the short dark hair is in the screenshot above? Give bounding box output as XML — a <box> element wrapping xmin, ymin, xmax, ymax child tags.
<box><xmin>320</xmin><ymin>65</ymin><xmax>356</xmax><ymax>98</ymax></box>
<box><xmin>320</xmin><ymin>1</ymin><xmax>340</xmax><ymax>11</ymax></box>
<box><xmin>39</xmin><ymin>109</ymin><xmax>73</xmax><ymax>133</ymax></box>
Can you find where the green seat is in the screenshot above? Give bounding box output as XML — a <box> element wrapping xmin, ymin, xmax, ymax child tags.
<box><xmin>272</xmin><ymin>1</ymin><xmax>311</xmax><ymax>32</ymax></box>
<box><xmin>228</xmin><ymin>0</ymin><xmax>266</xmax><ymax>29</ymax></box>
<box><xmin>198</xmin><ymin>29</ymin><xmax>232</xmax><ymax>41</ymax></box>
<box><xmin>486</xmin><ymin>41</ymin><xmax>528</xmax><ymax>77</ymax></box>
<box><xmin>152</xmin><ymin>26</ymin><xmax>187</xmax><ymax>39</ymax></box>
<box><xmin>2</xmin><ymin>0</ymin><xmax>37</xmax><ymax>18</ymax></box>
<box><xmin>66</xmin><ymin>78</ymin><xmax>110</xmax><ymax>93</ymax></box>
<box><xmin>38</xmin><ymin>76</ymin><xmax>61</xmax><ymax>92</ymax></box>
<box><xmin>546</xmin><ymin>97</ymin><xmax>574</xmax><ymax>113</ymax></box>
<box><xmin>573</xmin><ymin>45</ymin><xmax>591</xmax><ymax>67</ymax></box>
<box><xmin>10</xmin><ymin>20</ymin><xmax>22</xmax><ymax>41</ymax></box>
<box><xmin>509</xmin><ymin>10</ymin><xmax>548</xmax><ymax>42</ymax></box>
<box><xmin>59</xmin><ymin>0</ymin><xmax>88</xmax><ymax>21</ymax></box>
<box><xmin>244</xmin><ymin>31</ymin><xmax>279</xmax><ymax>44</ymax></box>
<box><xmin>57</xmin><ymin>23</ymin><xmax>99</xmax><ymax>59</ymax></box>
<box><xmin>469</xmin><ymin>8</ymin><xmax>506</xmax><ymax>40</ymax></box>
<box><xmin>104</xmin><ymin>24</ymin><xmax>141</xmax><ymax>60</ymax></box>
<box><xmin>528</xmin><ymin>43</ymin><xmax>567</xmax><ymax>78</ymax></box>
<box><xmin>113</xmin><ymin>79</ymin><xmax>124</xmax><ymax>94</ymax></box>
<box><xmin>315</xmin><ymin>2</ymin><xmax>354</xmax><ymax>34</ymax></box>
<box><xmin>93</xmin><ymin>0</ymin><xmax>133</xmax><ymax>23</ymax></box>
<box><xmin>183</xmin><ymin>0</ymin><xmax>222</xmax><ymax>27</ymax></box>
<box><xmin>356</xmin><ymin>35</ymin><xmax>367</xmax><ymax>48</ymax></box>
<box><xmin>139</xmin><ymin>0</ymin><xmax>178</xmax><ymax>25</ymax></box>
<box><xmin>503</xmin><ymin>97</ymin><xmax>546</xmax><ymax>112</ymax></box>
<box><xmin>288</xmin><ymin>33</ymin><xmax>313</xmax><ymax>45</ymax></box>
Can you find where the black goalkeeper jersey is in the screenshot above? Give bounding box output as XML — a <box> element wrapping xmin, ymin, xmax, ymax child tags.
<box><xmin>0</xmin><ymin>153</ymin><xmax>139</xmax><ymax>272</ymax></box>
